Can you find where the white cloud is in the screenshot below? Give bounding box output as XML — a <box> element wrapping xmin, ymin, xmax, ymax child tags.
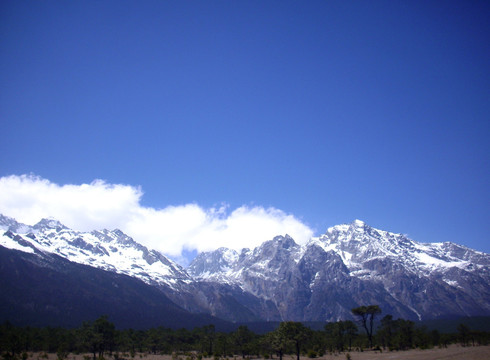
<box><xmin>0</xmin><ymin>175</ymin><xmax>141</xmax><ymax>231</ymax></box>
<box><xmin>0</xmin><ymin>175</ymin><xmax>314</xmax><ymax>262</ymax></box>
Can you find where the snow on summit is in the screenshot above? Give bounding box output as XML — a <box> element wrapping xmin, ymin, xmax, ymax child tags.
<box><xmin>0</xmin><ymin>214</ymin><xmax>190</xmax><ymax>289</ymax></box>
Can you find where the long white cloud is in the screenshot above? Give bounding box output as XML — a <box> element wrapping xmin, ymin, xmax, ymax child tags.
<box><xmin>0</xmin><ymin>175</ymin><xmax>314</xmax><ymax>262</ymax></box>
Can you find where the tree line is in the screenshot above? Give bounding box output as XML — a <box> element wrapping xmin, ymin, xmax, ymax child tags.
<box><xmin>1</xmin><ymin>307</ymin><xmax>489</xmax><ymax>360</ymax></box>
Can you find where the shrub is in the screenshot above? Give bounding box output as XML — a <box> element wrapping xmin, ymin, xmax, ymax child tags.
<box><xmin>307</xmin><ymin>350</ymin><xmax>316</xmax><ymax>358</ymax></box>
<box><xmin>57</xmin><ymin>349</ymin><xmax>68</xmax><ymax>360</ymax></box>
<box><xmin>2</xmin><ymin>352</ymin><xmax>18</xmax><ymax>360</ymax></box>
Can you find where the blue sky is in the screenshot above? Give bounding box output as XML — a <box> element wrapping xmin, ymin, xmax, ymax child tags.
<box><xmin>1</xmin><ymin>1</ymin><xmax>489</xmax><ymax>262</ymax></box>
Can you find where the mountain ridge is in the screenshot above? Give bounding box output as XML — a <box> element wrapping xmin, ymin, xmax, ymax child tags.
<box><xmin>1</xmin><ymin>214</ymin><xmax>489</xmax><ymax>324</ymax></box>
<box><xmin>0</xmin><ymin>214</ymin><xmax>191</xmax><ymax>290</ymax></box>
<box><xmin>188</xmin><ymin>219</ymin><xmax>490</xmax><ymax>321</ymax></box>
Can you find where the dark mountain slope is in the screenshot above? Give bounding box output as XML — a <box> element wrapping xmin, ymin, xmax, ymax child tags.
<box><xmin>0</xmin><ymin>245</ymin><xmax>232</xmax><ymax>330</ymax></box>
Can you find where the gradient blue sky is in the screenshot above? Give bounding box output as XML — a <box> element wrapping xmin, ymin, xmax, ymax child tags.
<box><xmin>1</xmin><ymin>1</ymin><xmax>489</xmax><ymax>257</ymax></box>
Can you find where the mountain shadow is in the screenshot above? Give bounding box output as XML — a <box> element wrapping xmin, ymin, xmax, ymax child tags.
<box><xmin>0</xmin><ymin>245</ymin><xmax>233</xmax><ymax>330</ymax></box>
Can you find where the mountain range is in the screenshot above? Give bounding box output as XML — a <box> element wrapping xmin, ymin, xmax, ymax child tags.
<box><xmin>1</xmin><ymin>214</ymin><xmax>489</xmax><ymax>328</ymax></box>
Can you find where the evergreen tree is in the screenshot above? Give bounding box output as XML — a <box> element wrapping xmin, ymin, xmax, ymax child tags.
<box><xmin>457</xmin><ymin>324</ymin><xmax>470</xmax><ymax>347</ymax></box>
<box><xmin>278</xmin><ymin>322</ymin><xmax>310</xmax><ymax>360</ymax></box>
<box><xmin>233</xmin><ymin>325</ymin><xmax>253</xmax><ymax>358</ymax></box>
<box><xmin>377</xmin><ymin>315</ymin><xmax>394</xmax><ymax>350</ymax></box>
<box><xmin>266</xmin><ymin>326</ymin><xmax>289</xmax><ymax>360</ymax></box>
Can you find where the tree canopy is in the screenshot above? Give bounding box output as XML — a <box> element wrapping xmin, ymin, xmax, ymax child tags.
<box><xmin>351</xmin><ymin>304</ymin><xmax>382</xmax><ymax>348</ymax></box>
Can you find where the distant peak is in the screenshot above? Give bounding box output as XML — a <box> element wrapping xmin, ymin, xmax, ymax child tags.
<box><xmin>272</xmin><ymin>234</ymin><xmax>297</xmax><ymax>249</ymax></box>
<box><xmin>352</xmin><ymin>219</ymin><xmax>366</xmax><ymax>227</ymax></box>
<box><xmin>112</xmin><ymin>229</ymin><xmax>126</xmax><ymax>236</ymax></box>
<box><xmin>33</xmin><ymin>217</ymin><xmax>67</xmax><ymax>230</ymax></box>
<box><xmin>323</xmin><ymin>219</ymin><xmax>370</xmax><ymax>235</ymax></box>
<box><xmin>273</xmin><ymin>234</ymin><xmax>294</xmax><ymax>240</ymax></box>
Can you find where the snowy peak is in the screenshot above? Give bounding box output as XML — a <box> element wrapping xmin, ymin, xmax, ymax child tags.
<box><xmin>0</xmin><ymin>214</ymin><xmax>19</xmax><ymax>229</ymax></box>
<box><xmin>0</xmin><ymin>214</ymin><xmax>190</xmax><ymax>289</ymax></box>
<box><xmin>187</xmin><ymin>247</ymin><xmax>239</xmax><ymax>280</ymax></box>
<box><xmin>350</xmin><ymin>219</ymin><xmax>366</xmax><ymax>229</ymax></box>
<box><xmin>32</xmin><ymin>218</ymin><xmax>68</xmax><ymax>232</ymax></box>
<box><xmin>311</xmin><ymin>220</ymin><xmax>418</xmax><ymax>266</ymax></box>
<box><xmin>188</xmin><ymin>235</ymin><xmax>300</xmax><ymax>281</ymax></box>
<box><xmin>0</xmin><ymin>214</ymin><xmax>68</xmax><ymax>234</ymax></box>
<box><xmin>245</xmin><ymin>234</ymin><xmax>300</xmax><ymax>268</ymax></box>
<box><xmin>0</xmin><ymin>214</ymin><xmax>32</xmax><ymax>233</ymax></box>
<box><xmin>310</xmin><ymin>220</ymin><xmax>488</xmax><ymax>277</ymax></box>
<box><xmin>251</xmin><ymin>234</ymin><xmax>299</xmax><ymax>258</ymax></box>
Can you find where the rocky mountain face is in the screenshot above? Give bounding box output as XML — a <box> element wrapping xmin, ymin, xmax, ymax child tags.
<box><xmin>1</xmin><ymin>215</ymin><xmax>489</xmax><ymax>324</ymax></box>
<box><xmin>188</xmin><ymin>220</ymin><xmax>490</xmax><ymax>321</ymax></box>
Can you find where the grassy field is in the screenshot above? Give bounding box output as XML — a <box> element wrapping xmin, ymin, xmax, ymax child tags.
<box><xmin>31</xmin><ymin>345</ymin><xmax>490</xmax><ymax>360</ymax></box>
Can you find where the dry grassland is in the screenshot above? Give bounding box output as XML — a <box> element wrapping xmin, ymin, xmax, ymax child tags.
<box><xmin>32</xmin><ymin>346</ymin><xmax>490</xmax><ymax>360</ymax></box>
<box><xmin>320</xmin><ymin>345</ymin><xmax>490</xmax><ymax>359</ymax></box>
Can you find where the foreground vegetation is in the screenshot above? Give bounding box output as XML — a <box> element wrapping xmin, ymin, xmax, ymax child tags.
<box><xmin>1</xmin><ymin>313</ymin><xmax>489</xmax><ymax>360</ymax></box>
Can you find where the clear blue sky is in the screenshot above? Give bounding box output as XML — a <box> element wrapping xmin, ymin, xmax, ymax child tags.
<box><xmin>1</xmin><ymin>1</ymin><xmax>489</xmax><ymax>254</ymax></box>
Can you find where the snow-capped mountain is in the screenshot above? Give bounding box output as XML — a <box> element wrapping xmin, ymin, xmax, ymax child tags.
<box><xmin>0</xmin><ymin>214</ymin><xmax>190</xmax><ymax>290</ymax></box>
<box><xmin>1</xmin><ymin>214</ymin><xmax>489</xmax><ymax>323</ymax></box>
<box><xmin>309</xmin><ymin>219</ymin><xmax>489</xmax><ymax>276</ymax></box>
<box><xmin>0</xmin><ymin>214</ymin><xmax>273</xmax><ymax>322</ymax></box>
<box><xmin>188</xmin><ymin>220</ymin><xmax>490</xmax><ymax>321</ymax></box>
